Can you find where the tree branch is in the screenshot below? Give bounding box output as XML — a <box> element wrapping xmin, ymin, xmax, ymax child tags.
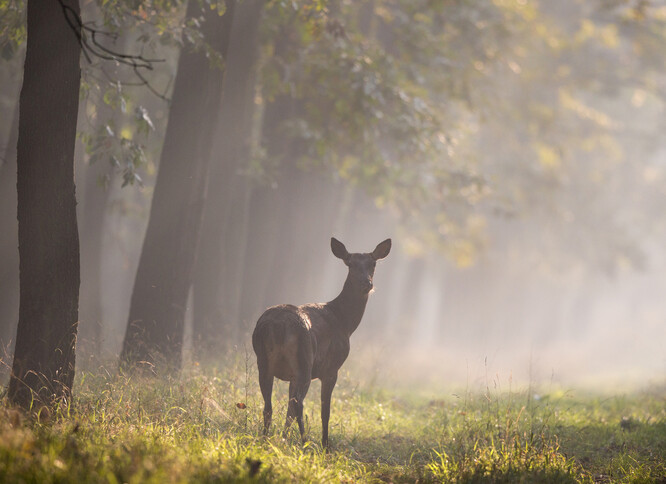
<box><xmin>57</xmin><ymin>0</ymin><xmax>169</xmax><ymax>101</ymax></box>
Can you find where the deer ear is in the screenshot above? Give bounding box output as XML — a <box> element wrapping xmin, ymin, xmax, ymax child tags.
<box><xmin>372</xmin><ymin>238</ymin><xmax>391</xmax><ymax>260</ymax></box>
<box><xmin>331</xmin><ymin>237</ymin><xmax>350</xmax><ymax>261</ymax></box>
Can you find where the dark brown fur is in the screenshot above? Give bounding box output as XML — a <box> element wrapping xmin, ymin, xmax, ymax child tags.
<box><xmin>252</xmin><ymin>237</ymin><xmax>391</xmax><ymax>448</ymax></box>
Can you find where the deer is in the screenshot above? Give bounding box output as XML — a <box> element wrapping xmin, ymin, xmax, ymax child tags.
<box><xmin>251</xmin><ymin>237</ymin><xmax>391</xmax><ymax>449</ymax></box>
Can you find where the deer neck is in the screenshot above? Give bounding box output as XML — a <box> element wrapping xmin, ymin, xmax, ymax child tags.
<box><xmin>327</xmin><ymin>277</ymin><xmax>369</xmax><ymax>337</ymax></box>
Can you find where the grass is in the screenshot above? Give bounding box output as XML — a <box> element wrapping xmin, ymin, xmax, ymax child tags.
<box><xmin>1</xmin><ymin>349</ymin><xmax>664</xmax><ymax>483</ymax></box>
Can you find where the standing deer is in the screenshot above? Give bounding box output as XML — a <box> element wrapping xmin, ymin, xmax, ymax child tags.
<box><xmin>252</xmin><ymin>237</ymin><xmax>391</xmax><ymax>448</ymax></box>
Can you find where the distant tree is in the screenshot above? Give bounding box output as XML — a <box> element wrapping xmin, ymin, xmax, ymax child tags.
<box><xmin>120</xmin><ymin>0</ymin><xmax>236</xmax><ymax>374</ymax></box>
<box><xmin>192</xmin><ymin>0</ymin><xmax>265</xmax><ymax>348</ymax></box>
<box><xmin>232</xmin><ymin>1</ymin><xmax>488</xmax><ymax>323</ymax></box>
<box><xmin>0</xmin><ymin>101</ymin><xmax>19</xmax><ymax>369</ymax></box>
<box><xmin>77</xmin><ymin>150</ymin><xmax>113</xmax><ymax>361</ymax></box>
<box><xmin>76</xmin><ymin>5</ymin><xmax>137</xmax><ymax>363</ymax></box>
<box><xmin>7</xmin><ymin>0</ymin><xmax>82</xmax><ymax>410</ymax></box>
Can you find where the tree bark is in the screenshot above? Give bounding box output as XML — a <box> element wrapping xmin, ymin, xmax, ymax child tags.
<box><xmin>192</xmin><ymin>0</ymin><xmax>264</xmax><ymax>349</ymax></box>
<box><xmin>120</xmin><ymin>0</ymin><xmax>235</xmax><ymax>374</ymax></box>
<box><xmin>8</xmin><ymin>0</ymin><xmax>82</xmax><ymax>411</ymax></box>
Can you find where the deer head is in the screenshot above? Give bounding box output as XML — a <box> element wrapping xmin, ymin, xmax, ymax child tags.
<box><xmin>331</xmin><ymin>237</ymin><xmax>391</xmax><ymax>294</ymax></box>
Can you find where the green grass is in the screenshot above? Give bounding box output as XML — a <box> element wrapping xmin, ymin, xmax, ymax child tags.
<box><xmin>1</xmin><ymin>351</ymin><xmax>664</xmax><ymax>483</ymax></box>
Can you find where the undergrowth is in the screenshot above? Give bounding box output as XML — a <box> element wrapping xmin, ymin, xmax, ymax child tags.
<box><xmin>1</xmin><ymin>350</ymin><xmax>664</xmax><ymax>483</ymax></box>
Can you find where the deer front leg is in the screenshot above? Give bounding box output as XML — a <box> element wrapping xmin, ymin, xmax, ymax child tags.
<box><xmin>320</xmin><ymin>372</ymin><xmax>338</xmax><ymax>449</ymax></box>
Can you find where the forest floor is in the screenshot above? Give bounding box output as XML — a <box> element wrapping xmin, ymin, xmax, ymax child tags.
<box><xmin>0</xmin><ymin>350</ymin><xmax>664</xmax><ymax>483</ymax></box>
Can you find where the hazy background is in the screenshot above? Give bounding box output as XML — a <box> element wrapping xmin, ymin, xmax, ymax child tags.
<box><xmin>1</xmin><ymin>0</ymin><xmax>665</xmax><ymax>391</ymax></box>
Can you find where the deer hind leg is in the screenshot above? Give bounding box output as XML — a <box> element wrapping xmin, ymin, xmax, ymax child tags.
<box><xmin>257</xmin><ymin>358</ymin><xmax>273</xmax><ymax>435</ymax></box>
<box><xmin>293</xmin><ymin>372</ymin><xmax>311</xmax><ymax>441</ymax></box>
<box><xmin>284</xmin><ymin>380</ymin><xmax>298</xmax><ymax>434</ymax></box>
<box><xmin>295</xmin><ymin>338</ymin><xmax>314</xmax><ymax>442</ymax></box>
<box><xmin>284</xmin><ymin>374</ymin><xmax>310</xmax><ymax>432</ymax></box>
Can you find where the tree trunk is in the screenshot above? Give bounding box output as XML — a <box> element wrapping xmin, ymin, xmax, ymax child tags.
<box><xmin>78</xmin><ymin>2</ymin><xmax>130</xmax><ymax>365</ymax></box>
<box><xmin>8</xmin><ymin>0</ymin><xmax>82</xmax><ymax>411</ymax></box>
<box><xmin>0</xmin><ymin>100</ymin><xmax>20</xmax><ymax>372</ymax></box>
<box><xmin>77</xmin><ymin>160</ymin><xmax>112</xmax><ymax>364</ymax></box>
<box><xmin>120</xmin><ymin>0</ymin><xmax>235</xmax><ymax>374</ymax></box>
<box><xmin>237</xmin><ymin>90</ymin><xmax>296</xmax><ymax>326</ymax></box>
<box><xmin>192</xmin><ymin>0</ymin><xmax>264</xmax><ymax>350</ymax></box>
<box><xmin>237</xmin><ymin>28</ymin><xmax>313</xmax><ymax>326</ymax></box>
<box><xmin>267</xmin><ymin>170</ymin><xmax>345</xmax><ymax>306</ymax></box>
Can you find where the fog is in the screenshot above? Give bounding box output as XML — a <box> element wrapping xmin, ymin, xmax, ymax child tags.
<box><xmin>1</xmin><ymin>0</ymin><xmax>666</xmax><ymax>392</ymax></box>
<box><xmin>92</xmin><ymin>166</ymin><xmax>666</xmax><ymax>391</ymax></box>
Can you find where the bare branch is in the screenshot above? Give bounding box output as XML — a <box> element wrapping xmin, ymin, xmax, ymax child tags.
<box><xmin>57</xmin><ymin>0</ymin><xmax>169</xmax><ymax>101</ymax></box>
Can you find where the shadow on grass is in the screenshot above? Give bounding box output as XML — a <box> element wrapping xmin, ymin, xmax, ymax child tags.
<box><xmin>329</xmin><ymin>432</ymin><xmax>581</xmax><ymax>483</ymax></box>
<box><xmin>552</xmin><ymin>419</ymin><xmax>666</xmax><ymax>483</ymax></box>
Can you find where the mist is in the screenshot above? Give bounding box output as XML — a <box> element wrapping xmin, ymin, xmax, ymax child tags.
<box><xmin>95</xmin><ymin>167</ymin><xmax>666</xmax><ymax>392</ymax></box>
<box><xmin>1</xmin><ymin>0</ymin><xmax>666</xmax><ymax>394</ymax></box>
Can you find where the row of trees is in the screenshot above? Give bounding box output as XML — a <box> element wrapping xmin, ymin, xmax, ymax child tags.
<box><xmin>1</xmin><ymin>0</ymin><xmax>666</xmax><ymax>409</ymax></box>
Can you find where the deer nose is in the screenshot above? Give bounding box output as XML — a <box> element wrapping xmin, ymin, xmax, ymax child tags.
<box><xmin>361</xmin><ymin>278</ymin><xmax>373</xmax><ymax>292</ymax></box>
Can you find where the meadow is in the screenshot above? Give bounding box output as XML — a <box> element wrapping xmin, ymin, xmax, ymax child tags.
<box><xmin>1</xmin><ymin>349</ymin><xmax>664</xmax><ymax>483</ymax></box>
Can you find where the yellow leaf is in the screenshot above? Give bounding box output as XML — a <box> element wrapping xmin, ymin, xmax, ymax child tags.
<box><xmin>120</xmin><ymin>126</ymin><xmax>133</xmax><ymax>140</ymax></box>
<box><xmin>600</xmin><ymin>24</ymin><xmax>619</xmax><ymax>48</ymax></box>
<box><xmin>536</xmin><ymin>142</ymin><xmax>561</xmax><ymax>170</ymax></box>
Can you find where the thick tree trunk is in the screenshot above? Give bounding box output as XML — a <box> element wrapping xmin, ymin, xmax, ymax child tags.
<box><xmin>120</xmin><ymin>0</ymin><xmax>235</xmax><ymax>374</ymax></box>
<box><xmin>192</xmin><ymin>0</ymin><xmax>264</xmax><ymax>349</ymax></box>
<box><xmin>8</xmin><ymin>0</ymin><xmax>81</xmax><ymax>410</ymax></box>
